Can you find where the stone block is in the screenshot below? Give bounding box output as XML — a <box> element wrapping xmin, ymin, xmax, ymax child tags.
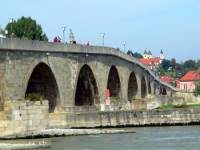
<box><xmin>0</xmin><ymin>112</ymin><xmax>7</xmax><ymax>120</ymax></box>
<box><xmin>132</xmin><ymin>100</ymin><xmax>147</xmax><ymax>110</ymax></box>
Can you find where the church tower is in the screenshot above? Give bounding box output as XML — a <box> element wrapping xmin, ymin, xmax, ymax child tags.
<box><xmin>143</xmin><ymin>50</ymin><xmax>148</xmax><ymax>59</ymax></box>
<box><xmin>160</xmin><ymin>49</ymin><xmax>164</xmax><ymax>60</ymax></box>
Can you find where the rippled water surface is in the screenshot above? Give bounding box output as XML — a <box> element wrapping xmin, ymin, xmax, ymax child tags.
<box><xmin>42</xmin><ymin>126</ymin><xmax>200</xmax><ymax>150</ymax></box>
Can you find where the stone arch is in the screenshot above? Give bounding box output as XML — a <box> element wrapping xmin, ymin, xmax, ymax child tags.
<box><xmin>141</xmin><ymin>76</ymin><xmax>147</xmax><ymax>98</ymax></box>
<box><xmin>75</xmin><ymin>64</ymin><xmax>99</xmax><ymax>106</ymax></box>
<box><xmin>25</xmin><ymin>62</ymin><xmax>60</xmax><ymax>113</ymax></box>
<box><xmin>107</xmin><ymin>66</ymin><xmax>121</xmax><ymax>99</ymax></box>
<box><xmin>128</xmin><ymin>72</ymin><xmax>138</xmax><ymax>101</ymax></box>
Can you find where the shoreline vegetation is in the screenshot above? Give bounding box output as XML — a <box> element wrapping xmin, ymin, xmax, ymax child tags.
<box><xmin>159</xmin><ymin>103</ymin><xmax>200</xmax><ymax>109</ymax></box>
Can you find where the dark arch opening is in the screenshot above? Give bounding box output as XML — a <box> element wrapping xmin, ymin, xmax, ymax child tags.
<box><xmin>107</xmin><ymin>66</ymin><xmax>121</xmax><ymax>99</ymax></box>
<box><xmin>128</xmin><ymin>72</ymin><xmax>138</xmax><ymax>102</ymax></box>
<box><xmin>160</xmin><ymin>87</ymin><xmax>167</xmax><ymax>95</ymax></box>
<box><xmin>141</xmin><ymin>77</ymin><xmax>147</xmax><ymax>98</ymax></box>
<box><xmin>75</xmin><ymin>65</ymin><xmax>98</xmax><ymax>106</ymax></box>
<box><xmin>25</xmin><ymin>63</ymin><xmax>59</xmax><ymax>113</ymax></box>
<box><xmin>148</xmin><ymin>81</ymin><xmax>151</xmax><ymax>94</ymax></box>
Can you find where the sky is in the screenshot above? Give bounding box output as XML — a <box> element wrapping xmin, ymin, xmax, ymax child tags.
<box><xmin>0</xmin><ymin>0</ymin><xmax>200</xmax><ymax>62</ymax></box>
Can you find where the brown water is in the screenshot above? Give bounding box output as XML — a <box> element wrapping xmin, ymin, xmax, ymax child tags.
<box><xmin>42</xmin><ymin>126</ymin><xmax>200</xmax><ymax>150</ymax></box>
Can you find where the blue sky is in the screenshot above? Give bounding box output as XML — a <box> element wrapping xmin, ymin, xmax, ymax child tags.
<box><xmin>1</xmin><ymin>0</ymin><xmax>200</xmax><ymax>62</ymax></box>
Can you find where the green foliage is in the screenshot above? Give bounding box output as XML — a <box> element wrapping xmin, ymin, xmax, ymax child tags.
<box><xmin>26</xmin><ymin>93</ymin><xmax>43</xmax><ymax>102</ymax></box>
<box><xmin>110</xmin><ymin>96</ymin><xmax>120</xmax><ymax>101</ymax></box>
<box><xmin>126</xmin><ymin>51</ymin><xmax>143</xmax><ymax>58</ymax></box>
<box><xmin>128</xmin><ymin>96</ymin><xmax>137</xmax><ymax>102</ymax></box>
<box><xmin>171</xmin><ymin>58</ymin><xmax>176</xmax><ymax>71</ymax></box>
<box><xmin>161</xmin><ymin>59</ymin><xmax>171</xmax><ymax>70</ymax></box>
<box><xmin>194</xmin><ymin>84</ymin><xmax>200</xmax><ymax>97</ymax></box>
<box><xmin>159</xmin><ymin>103</ymin><xmax>200</xmax><ymax>109</ymax></box>
<box><xmin>5</xmin><ymin>16</ymin><xmax>48</xmax><ymax>41</ymax></box>
<box><xmin>183</xmin><ymin>60</ymin><xmax>196</xmax><ymax>70</ymax></box>
<box><xmin>132</xmin><ymin>52</ymin><xmax>143</xmax><ymax>58</ymax></box>
<box><xmin>159</xmin><ymin>104</ymin><xmax>177</xmax><ymax>109</ymax></box>
<box><xmin>157</xmin><ymin>65</ymin><xmax>165</xmax><ymax>76</ymax></box>
<box><xmin>157</xmin><ymin>58</ymin><xmax>200</xmax><ymax>79</ymax></box>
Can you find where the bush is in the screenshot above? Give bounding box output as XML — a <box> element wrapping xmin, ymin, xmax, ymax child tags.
<box><xmin>128</xmin><ymin>96</ymin><xmax>134</xmax><ymax>101</ymax></box>
<box><xmin>110</xmin><ymin>96</ymin><xmax>120</xmax><ymax>101</ymax></box>
<box><xmin>26</xmin><ymin>93</ymin><xmax>43</xmax><ymax>101</ymax></box>
<box><xmin>194</xmin><ymin>85</ymin><xmax>200</xmax><ymax>97</ymax></box>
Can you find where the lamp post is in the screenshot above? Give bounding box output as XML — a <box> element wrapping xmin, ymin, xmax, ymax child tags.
<box><xmin>122</xmin><ymin>41</ymin><xmax>126</xmax><ymax>52</ymax></box>
<box><xmin>62</xmin><ymin>26</ymin><xmax>66</xmax><ymax>43</ymax></box>
<box><xmin>9</xmin><ymin>18</ymin><xmax>14</xmax><ymax>38</ymax></box>
<box><xmin>100</xmin><ymin>33</ymin><xmax>105</xmax><ymax>47</ymax></box>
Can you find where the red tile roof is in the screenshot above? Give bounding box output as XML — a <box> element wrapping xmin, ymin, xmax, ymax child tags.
<box><xmin>160</xmin><ymin>75</ymin><xmax>174</xmax><ymax>84</ymax></box>
<box><xmin>180</xmin><ymin>71</ymin><xmax>200</xmax><ymax>81</ymax></box>
<box><xmin>139</xmin><ymin>57</ymin><xmax>161</xmax><ymax>65</ymax></box>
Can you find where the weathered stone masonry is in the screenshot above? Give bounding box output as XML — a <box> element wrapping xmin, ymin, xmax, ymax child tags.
<box><xmin>0</xmin><ymin>38</ymin><xmax>176</xmax><ymax>111</ymax></box>
<box><xmin>0</xmin><ymin>38</ymin><xmax>181</xmax><ymax>137</ymax></box>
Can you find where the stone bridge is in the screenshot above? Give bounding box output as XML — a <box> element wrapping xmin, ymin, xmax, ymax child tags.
<box><xmin>0</xmin><ymin>38</ymin><xmax>177</xmax><ymax>113</ymax></box>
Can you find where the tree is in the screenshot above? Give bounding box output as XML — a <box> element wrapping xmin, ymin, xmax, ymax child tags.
<box><xmin>5</xmin><ymin>16</ymin><xmax>48</xmax><ymax>41</ymax></box>
<box><xmin>194</xmin><ymin>83</ymin><xmax>200</xmax><ymax>96</ymax></box>
<box><xmin>132</xmin><ymin>52</ymin><xmax>143</xmax><ymax>58</ymax></box>
<box><xmin>171</xmin><ymin>58</ymin><xmax>176</xmax><ymax>71</ymax></box>
<box><xmin>157</xmin><ymin>64</ymin><xmax>165</xmax><ymax>76</ymax></box>
<box><xmin>183</xmin><ymin>60</ymin><xmax>196</xmax><ymax>71</ymax></box>
<box><xmin>161</xmin><ymin>59</ymin><xmax>171</xmax><ymax>71</ymax></box>
<box><xmin>127</xmin><ymin>50</ymin><xmax>134</xmax><ymax>56</ymax></box>
<box><xmin>197</xmin><ymin>60</ymin><xmax>200</xmax><ymax>69</ymax></box>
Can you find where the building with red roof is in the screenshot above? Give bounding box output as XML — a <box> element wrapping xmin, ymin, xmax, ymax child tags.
<box><xmin>179</xmin><ymin>70</ymin><xmax>200</xmax><ymax>92</ymax></box>
<box><xmin>140</xmin><ymin>57</ymin><xmax>161</xmax><ymax>70</ymax></box>
<box><xmin>160</xmin><ymin>75</ymin><xmax>175</xmax><ymax>85</ymax></box>
<box><xmin>140</xmin><ymin>50</ymin><xmax>164</xmax><ymax>71</ymax></box>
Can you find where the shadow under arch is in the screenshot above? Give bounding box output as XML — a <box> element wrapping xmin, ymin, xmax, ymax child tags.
<box><xmin>128</xmin><ymin>72</ymin><xmax>138</xmax><ymax>102</ymax></box>
<box><xmin>107</xmin><ymin>66</ymin><xmax>121</xmax><ymax>99</ymax></box>
<box><xmin>148</xmin><ymin>81</ymin><xmax>151</xmax><ymax>94</ymax></box>
<box><xmin>25</xmin><ymin>62</ymin><xmax>60</xmax><ymax>113</ymax></box>
<box><xmin>75</xmin><ymin>64</ymin><xmax>99</xmax><ymax>106</ymax></box>
<box><xmin>160</xmin><ymin>87</ymin><xmax>167</xmax><ymax>95</ymax></box>
<box><xmin>141</xmin><ymin>76</ymin><xmax>147</xmax><ymax>98</ymax></box>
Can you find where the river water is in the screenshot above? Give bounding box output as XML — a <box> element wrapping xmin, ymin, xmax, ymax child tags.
<box><xmin>36</xmin><ymin>126</ymin><xmax>200</xmax><ymax>150</ymax></box>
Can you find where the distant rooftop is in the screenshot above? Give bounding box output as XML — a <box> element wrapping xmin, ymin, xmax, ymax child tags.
<box><xmin>180</xmin><ymin>70</ymin><xmax>200</xmax><ymax>81</ymax></box>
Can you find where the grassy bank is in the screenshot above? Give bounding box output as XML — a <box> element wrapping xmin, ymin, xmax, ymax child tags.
<box><xmin>159</xmin><ymin>103</ymin><xmax>200</xmax><ymax>109</ymax></box>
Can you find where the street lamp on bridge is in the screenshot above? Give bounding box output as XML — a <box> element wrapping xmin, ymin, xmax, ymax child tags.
<box><xmin>62</xmin><ymin>26</ymin><xmax>66</xmax><ymax>43</ymax></box>
<box><xmin>100</xmin><ymin>33</ymin><xmax>105</xmax><ymax>47</ymax></box>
